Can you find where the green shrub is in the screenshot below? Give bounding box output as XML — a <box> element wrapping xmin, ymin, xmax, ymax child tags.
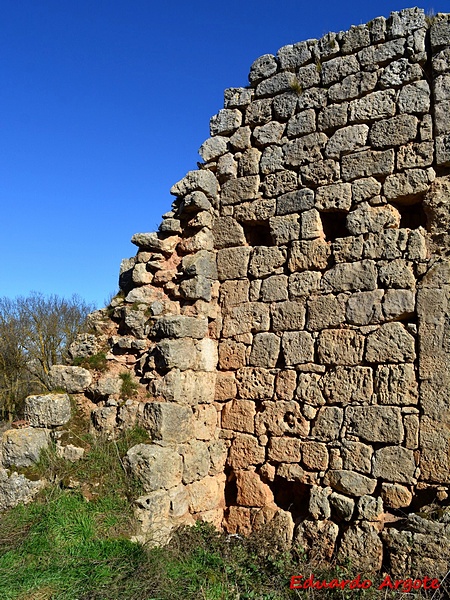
<box><xmin>119</xmin><ymin>372</ymin><xmax>138</xmax><ymax>399</ymax></box>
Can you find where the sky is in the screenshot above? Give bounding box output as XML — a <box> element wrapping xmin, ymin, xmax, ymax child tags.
<box><xmin>0</xmin><ymin>0</ymin><xmax>448</xmax><ymax>308</ymax></box>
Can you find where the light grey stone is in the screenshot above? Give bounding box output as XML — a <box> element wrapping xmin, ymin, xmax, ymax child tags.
<box><xmin>283</xmin><ymin>132</ymin><xmax>328</xmax><ymax>167</ymax></box>
<box><xmin>234</xmin><ymin>198</ymin><xmax>276</xmax><ymax>222</ymax></box>
<box><xmin>383</xmin><ymin>289</ymin><xmax>415</xmax><ymax>320</ymax></box>
<box><xmin>249</xmin><ymin>54</ymin><xmax>278</xmax><ymax>83</ymax></box>
<box><xmin>153</xmin><ymin>370</ymin><xmax>216</xmax><ymax>406</ymax></box>
<box><xmin>357</xmin><ymin>38</ymin><xmax>405</xmax><ymax>68</ymax></box>
<box><xmin>365</xmin><ymin>322</ymin><xmax>416</xmax><ymax>363</ymax></box>
<box><xmin>260</xmin><ymin>275</ymin><xmax>289</xmax><ymax>302</ymax></box>
<box><xmin>269</xmin><ymin>215</ymin><xmax>300</xmax><ymax>245</ymax></box>
<box><xmin>181</xmin><ymin>190</ymin><xmax>212</xmax><ymax>212</ymax></box>
<box><xmin>289</xmin><ymin>271</ymin><xmax>322</xmax><ymax>299</ymax></box>
<box><xmin>321</xmin><ymin>55</ymin><xmax>360</xmax><ymax>85</ymax></box>
<box><xmin>332</xmin><ymin>236</ymin><xmax>364</xmax><ymax>263</ymax></box>
<box><xmin>383</xmin><ymin>168</ymin><xmax>435</xmax><ymax>202</ymax></box>
<box><xmin>252</xmin><ymin>121</ymin><xmax>285</xmax><ymax>146</ymax></box>
<box><xmin>179</xmin><ymin>276</ymin><xmax>212</xmax><ymax>302</ymax></box>
<box><xmin>248</xmin><ymin>246</ymin><xmax>286</xmax><ymax>278</ymax></box>
<box><xmin>282</xmin><ymin>331</ymin><xmax>314</xmax><ymax>365</ymax></box>
<box><xmin>56</xmin><ymin>444</ymin><xmax>85</xmax><ymax>462</ymax></box>
<box><xmin>300</xmin><ymin>209</ymin><xmax>323</xmax><ymax>239</ymax></box>
<box><xmin>352</xmin><ymin>177</ymin><xmax>382</xmax><ymax>203</ymax></box>
<box><xmin>245</xmin><ymin>98</ymin><xmax>273</xmax><ymax>126</ymax></box>
<box><xmin>398</xmin><ymin>81</ymin><xmax>430</xmax><ymax>114</ymax></box>
<box><xmin>222</xmin><ymin>303</ymin><xmax>270</xmax><ymax>337</ymax></box>
<box><xmin>341</xmin><ymin>149</ymin><xmax>394</xmax><ymax>180</ymax></box>
<box><xmin>346</xmin><ymin>202</ymin><xmax>400</xmax><ymax>234</ymax></box>
<box><xmin>378</xmin><ymin>259</ymin><xmax>415</xmax><ymax>289</ymax></box>
<box><xmin>181</xmin><ymin>250</ymin><xmax>218</xmax><ymax>279</ymax></box>
<box><xmin>300</xmin><ymin>159</ymin><xmax>340</xmax><ymax>187</ymax></box>
<box><xmin>125</xmin><ymin>444</ymin><xmax>183</xmax><ymax>492</ymax></box>
<box><xmin>272</xmin><ymin>93</ymin><xmax>298</xmax><ymax>121</ymax></box>
<box><xmin>199</xmin><ymin>136</ymin><xmax>228</xmax><ymax>162</ymax></box>
<box><xmin>317</xmin><ymin>103</ymin><xmax>348</xmax><ymax>131</ymax></box>
<box><xmin>349</xmin><ymin>90</ymin><xmax>396</xmax><ymax>122</ymax></box>
<box><xmin>261</xmin><ymin>171</ymin><xmax>298</xmax><ymax>197</ymax></box>
<box><xmin>24</xmin><ymin>393</ymin><xmax>71</xmax><ymax>428</ymax></box>
<box><xmin>237</xmin><ymin>148</ymin><xmax>261</xmax><ymax>176</ymax></box>
<box><xmin>307</xmin><ymin>294</ymin><xmax>346</xmax><ymax>330</ymax></box>
<box><xmin>397</xmin><ymin>142</ymin><xmax>434</xmax><ymax>169</ymax></box>
<box><xmin>0</xmin><ymin>469</ymin><xmax>46</xmax><ymax>511</ymax></box>
<box><xmin>152</xmin><ymin>316</ymin><xmax>208</xmax><ymax>339</ymax></box>
<box><xmin>330</xmin><ymin>492</ymin><xmax>354</xmax><ymax>521</ymax></box>
<box><xmin>358</xmin><ymin>495</ymin><xmax>383</xmax><ymax>520</ymax></box>
<box><xmin>345</xmin><ymin>405</ymin><xmax>403</xmax><ymax>443</ymax></box>
<box><xmin>2</xmin><ymin>428</ymin><xmax>49</xmax><ymax>468</ymax></box>
<box><xmin>369</xmin><ymin>114</ymin><xmax>418</xmax><ymax>148</ymax></box>
<box><xmin>372</xmin><ymin>446</ymin><xmax>416</xmax><ymax>484</ymax></box>
<box><xmin>323</xmin><ymin>470</ymin><xmax>377</xmax><ymax>496</ymax></box>
<box><xmin>341</xmin><ymin>25</ymin><xmax>371</xmax><ymax>53</ymax></box>
<box><xmin>130</xmin><ymin>233</ymin><xmax>178</xmax><ymax>255</ymax></box>
<box><xmin>328</xmin><ymin>71</ymin><xmax>378</xmax><ymax>102</ymax></box>
<box><xmin>212</xmin><ymin>217</ymin><xmax>246</xmax><ymax>249</ymax></box>
<box><xmin>296</xmin><ymin>87</ymin><xmax>327</xmax><ymax>111</ymax></box>
<box><xmin>286</xmin><ymin>110</ymin><xmax>316</xmax><ymax>138</ymax></box>
<box><xmin>249</xmin><ymin>333</ymin><xmax>280</xmax><ymax>367</ymax></box>
<box><xmin>321</xmin><ymin>260</ymin><xmax>377</xmax><ymax>292</ymax></box>
<box><xmin>311</xmin><ymin>406</ymin><xmax>343</xmax><ymax>441</ymax></box>
<box><xmin>346</xmin><ymin>290</ymin><xmax>384</xmax><ymax>325</ymax></box>
<box><xmin>260</xmin><ymin>145</ymin><xmax>284</xmax><ymax>174</ymax></box>
<box><xmin>180</xmin><ymin>440</ymin><xmax>210</xmax><ymax>484</ymax></box>
<box><xmin>277</xmin><ymin>41</ymin><xmax>312</xmax><ymax>69</ymax></box>
<box><xmin>277</xmin><ymin>189</ymin><xmax>314</xmax><ymax>215</ymax></box>
<box><xmin>315</xmin><ymin>182</ymin><xmax>352</xmax><ymax>211</ymax></box>
<box><xmin>132</xmin><ymin>262</ymin><xmax>153</xmax><ymax>285</ymax></box>
<box><xmin>338</xmin><ymin>522</ymin><xmax>382</xmax><ymax>573</ymax></box>
<box><xmin>379</xmin><ymin>58</ymin><xmax>422</xmax><ymax>88</ymax></box>
<box><xmin>221</xmin><ymin>176</ymin><xmax>259</xmax><ymax>206</ymax></box>
<box><xmin>210</xmin><ymin>108</ymin><xmax>242</xmax><ymax>136</ymax></box>
<box><xmin>255</xmin><ymin>72</ymin><xmax>300</xmax><ymax>98</ymax></box>
<box><xmin>341</xmin><ymin>440</ymin><xmax>373</xmax><ymax>474</ymax></box>
<box><xmin>229</xmin><ymin>126</ymin><xmax>252</xmax><ymax>151</ymax></box>
<box><xmin>170</xmin><ymin>170</ymin><xmax>218</xmax><ymax>199</ymax></box>
<box><xmin>49</xmin><ymin>366</ymin><xmax>92</xmax><ymax>394</ymax></box>
<box><xmin>224</xmin><ymin>87</ymin><xmax>253</xmax><ymax>108</ymax></box>
<box><xmin>143</xmin><ymin>402</ymin><xmax>193</xmax><ymax>444</ymax></box>
<box><xmin>92</xmin><ymin>375</ymin><xmax>122</xmax><ymax>396</ymax></box>
<box><xmin>309</xmin><ymin>485</ymin><xmax>332</xmax><ymax>519</ymax></box>
<box><xmin>326</xmin><ymin>125</ymin><xmax>369</xmax><ymax>158</ymax></box>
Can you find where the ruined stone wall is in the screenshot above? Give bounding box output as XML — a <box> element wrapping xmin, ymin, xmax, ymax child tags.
<box><xmin>20</xmin><ymin>7</ymin><xmax>450</xmax><ymax>573</ymax></box>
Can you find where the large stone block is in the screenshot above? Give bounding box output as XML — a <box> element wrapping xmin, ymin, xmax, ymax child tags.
<box><xmin>221</xmin><ymin>400</ymin><xmax>255</xmax><ymax>433</ymax></box>
<box><xmin>268</xmin><ymin>437</ymin><xmax>302</xmax><ymax>462</ymax></box>
<box><xmin>321</xmin><ymin>260</ymin><xmax>377</xmax><ymax>292</ymax></box>
<box><xmin>288</xmin><ymin>239</ymin><xmax>330</xmax><ymax>272</ymax></box>
<box><xmin>219</xmin><ymin>280</ymin><xmax>249</xmax><ymax>307</ymax></box>
<box><xmin>345</xmin><ymin>406</ymin><xmax>404</xmax><ymax>443</ymax></box>
<box><xmin>248</xmin><ymin>246</ymin><xmax>286</xmax><ymax>278</ymax></box>
<box><xmin>307</xmin><ymin>294</ymin><xmax>346</xmax><ymax>330</ymax></box>
<box><xmin>24</xmin><ymin>393</ymin><xmax>71</xmax><ymax>428</ymax></box>
<box><xmin>2</xmin><ymin>428</ymin><xmax>49</xmax><ymax>468</ymax></box>
<box><xmin>48</xmin><ymin>366</ymin><xmax>92</xmax><ymax>394</ymax></box>
<box><xmin>346</xmin><ymin>203</ymin><xmax>400</xmax><ymax>235</ymax></box>
<box><xmin>143</xmin><ymin>402</ymin><xmax>193</xmax><ymax>443</ymax></box>
<box><xmin>256</xmin><ymin>400</ymin><xmax>309</xmax><ymax>437</ymax></box>
<box><xmin>341</xmin><ymin>440</ymin><xmax>373</xmax><ymax>474</ymax></box>
<box><xmin>317</xmin><ymin>329</ymin><xmax>365</xmax><ymax>365</ymax></box>
<box><xmin>125</xmin><ymin>444</ymin><xmax>183</xmax><ymax>492</ymax></box>
<box><xmin>341</xmin><ymin>149</ymin><xmax>394</xmax><ymax>180</ymax></box>
<box><xmin>372</xmin><ymin>446</ymin><xmax>416</xmax><ymax>484</ymax></box>
<box><xmin>187</xmin><ymin>476</ymin><xmax>223</xmax><ymax>513</ymax></box>
<box><xmin>153</xmin><ymin>370</ymin><xmax>216</xmax><ymax>405</ymax></box>
<box><xmin>323</xmin><ymin>470</ymin><xmax>377</xmax><ymax>496</ymax></box>
<box><xmin>311</xmin><ymin>407</ymin><xmax>343</xmax><ymax>441</ymax></box>
<box><xmin>281</xmin><ymin>331</ymin><xmax>314</xmax><ymax>365</ymax></box>
<box><xmin>374</xmin><ymin>364</ymin><xmax>418</xmax><ymax>406</ymax></box>
<box><xmin>315</xmin><ymin>182</ymin><xmax>352</xmax><ymax>211</ymax></box>
<box><xmin>181</xmin><ymin>440</ymin><xmax>210</xmax><ymax>484</ymax></box>
<box><xmin>346</xmin><ymin>290</ymin><xmax>384</xmax><ymax>325</ymax></box>
<box><xmin>271</xmin><ymin>301</ymin><xmax>306</xmax><ymax>331</ymax></box>
<box><xmin>259</xmin><ymin>275</ymin><xmax>288</xmax><ymax>302</ymax></box>
<box><xmin>338</xmin><ymin>523</ymin><xmax>383</xmax><ymax>573</ymax></box>
<box><xmin>228</xmin><ymin>434</ymin><xmax>265</xmax><ymax>469</ymax></box>
<box><xmin>365</xmin><ymin>322</ymin><xmax>416</xmax><ymax>363</ymax></box>
<box><xmin>236</xmin><ymin>470</ymin><xmax>274</xmax><ymax>507</ymax></box>
<box><xmin>152</xmin><ymin>316</ymin><xmax>208</xmax><ymax>339</ymax></box>
<box><xmin>249</xmin><ymin>333</ymin><xmax>280</xmax><ymax>368</ymax></box>
<box><xmin>0</xmin><ymin>469</ymin><xmax>46</xmax><ymax>511</ymax></box>
<box><xmin>170</xmin><ymin>170</ymin><xmax>218</xmax><ymax>199</ymax></box>
<box><xmin>325</xmin><ymin>124</ymin><xmax>369</xmax><ymax>158</ymax></box>
<box><xmin>237</xmin><ymin>368</ymin><xmax>275</xmax><ymax>400</ymax></box>
<box><xmin>283</xmin><ymin>133</ymin><xmax>328</xmax><ymax>167</ymax></box>
<box><xmin>222</xmin><ymin>303</ymin><xmax>270</xmax><ymax>337</ymax></box>
<box><xmin>383</xmin><ymin>168</ymin><xmax>435</xmax><ymax>202</ymax></box>
<box><xmin>369</xmin><ymin>114</ymin><xmax>418</xmax><ymax>148</ymax></box>
<box><xmin>322</xmin><ymin>366</ymin><xmax>374</xmax><ymax>405</ymax></box>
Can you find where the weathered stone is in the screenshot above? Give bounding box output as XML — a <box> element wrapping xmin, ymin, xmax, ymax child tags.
<box><xmin>345</xmin><ymin>406</ymin><xmax>403</xmax><ymax>443</ymax></box>
<box><xmin>286</xmin><ymin>110</ymin><xmax>316</xmax><ymax>138</ymax></box>
<box><xmin>375</xmin><ymin>364</ymin><xmax>418</xmax><ymax>405</ymax></box>
<box><xmin>384</xmin><ymin>168</ymin><xmax>435</xmax><ymax>202</ymax></box>
<box><xmin>235</xmin><ymin>198</ymin><xmax>276</xmax><ymax>223</ymax></box>
<box><xmin>346</xmin><ymin>290</ymin><xmax>384</xmax><ymax>325</ymax></box>
<box><xmin>249</xmin><ymin>54</ymin><xmax>278</xmax><ymax>83</ymax></box>
<box><xmin>294</xmin><ymin>519</ymin><xmax>339</xmax><ymax>562</ymax></box>
<box><xmin>143</xmin><ymin>402</ymin><xmax>193</xmax><ymax>443</ymax></box>
<box><xmin>300</xmin><ymin>159</ymin><xmax>340</xmax><ymax>187</ymax></box>
<box><xmin>341</xmin><ymin>441</ymin><xmax>373</xmax><ymax>474</ymax></box>
<box><xmin>307</xmin><ymin>294</ymin><xmax>346</xmax><ymax>330</ymax></box>
<box><xmin>296</xmin><ymin>372</ymin><xmax>325</xmax><ymax>406</ymax></box>
<box><xmin>317</xmin><ymin>103</ymin><xmax>348</xmax><ymax>131</ymax></box>
<box><xmin>217</xmin><ymin>247</ymin><xmax>251</xmax><ymax>281</ymax></box>
<box><xmin>275</xmin><ymin>370</ymin><xmax>297</xmax><ymax>401</ymax></box>
<box><xmin>272</xmin><ymin>93</ymin><xmax>298</xmax><ymax>121</ymax></box>
<box><xmin>315</xmin><ymin>182</ymin><xmax>352</xmax><ymax>212</ymax></box>
<box><xmin>181</xmin><ymin>441</ymin><xmax>210</xmax><ymax>484</ymax></box>
<box><xmin>92</xmin><ymin>374</ymin><xmax>122</xmax><ymax>397</ymax></box>
<box><xmin>283</xmin><ymin>133</ymin><xmax>328</xmax><ymax>167</ymax></box>
<box><xmin>224</xmin><ymin>87</ymin><xmax>253</xmax><ymax>108</ymax></box>
<box><xmin>256</xmin><ymin>401</ymin><xmax>309</xmax><ymax>437</ymax></box>
<box><xmin>289</xmin><ymin>271</ymin><xmax>322</xmax><ymax>298</ymax></box>
<box><xmin>215</xmin><ymin>372</ymin><xmax>237</xmax><ymax>402</ymax></box>
<box><xmin>271</xmin><ymin>301</ymin><xmax>306</xmax><ymax>331</ymax></box>
<box><xmin>372</xmin><ymin>446</ymin><xmax>416</xmax><ymax>484</ymax></box>
<box><xmin>330</xmin><ymin>492</ymin><xmax>354</xmax><ymax>521</ymax></box>
<box><xmin>259</xmin><ymin>275</ymin><xmax>289</xmax><ymax>302</ymax></box>
<box><xmin>0</xmin><ymin>468</ymin><xmax>46</xmax><ymax>511</ymax></box>
<box><xmin>309</xmin><ymin>485</ymin><xmax>332</xmax><ymax>519</ymax></box>
<box><xmin>332</xmin><ymin>236</ymin><xmax>364</xmax><ymax>263</ymax></box>
<box><xmin>236</xmin><ymin>470</ymin><xmax>274</xmax><ymax>507</ymax></box>
<box><xmin>210</xmin><ymin>109</ymin><xmax>242</xmax><ymax>136</ymax></box>
<box><xmin>179</xmin><ymin>276</ymin><xmax>212</xmax><ymax>302</ymax></box>
<box><xmin>322</xmin><ymin>366</ymin><xmax>374</xmax><ymax>405</ymax></box>
<box><xmin>153</xmin><ymin>316</ymin><xmax>208</xmax><ymax>339</ymax></box>
<box><xmin>221</xmin><ymin>400</ymin><xmax>255</xmax><ymax>433</ymax></box>
<box><xmin>268</xmin><ymin>437</ymin><xmax>302</xmax><ymax>462</ymax></box>
<box><xmin>127</xmin><ymin>444</ymin><xmax>183</xmax><ymax>492</ymax></box>
<box><xmin>56</xmin><ymin>444</ymin><xmax>85</xmax><ymax>462</ymax></box>
<box><xmin>317</xmin><ymin>329</ymin><xmax>365</xmax><ymax>365</ymax></box>
<box><xmin>347</xmin><ymin>202</ymin><xmax>400</xmax><ymax>235</ymax></box>
<box><xmin>212</xmin><ymin>217</ymin><xmax>246</xmax><ymax>248</ymax></box>
<box><xmin>170</xmin><ymin>170</ymin><xmax>218</xmax><ymax>199</ymax></box>
<box><xmin>301</xmin><ymin>442</ymin><xmax>329</xmax><ymax>471</ymax></box>
<box><xmin>379</xmin><ymin>58</ymin><xmax>422</xmax><ymax>88</ymax></box>
<box><xmin>24</xmin><ymin>394</ymin><xmax>71</xmax><ymax>428</ymax></box>
<box><xmin>324</xmin><ymin>470</ymin><xmax>377</xmax><ymax>496</ymax></box>
<box><xmin>281</xmin><ymin>331</ymin><xmax>314</xmax><ymax>365</ymax></box>
<box><xmin>277</xmin><ymin>41</ymin><xmax>312</xmax><ymax>69</ymax></box>
<box><xmin>221</xmin><ymin>176</ymin><xmax>259</xmax><ymax>206</ymax></box>
<box><xmin>357</xmin><ymin>38</ymin><xmax>405</xmax><ymax>68</ymax></box>
<box><xmin>237</xmin><ymin>368</ymin><xmax>275</xmax><ymax>400</ymax></box>
<box><xmin>245</xmin><ymin>99</ymin><xmax>272</xmax><ymax>126</ymax></box>
<box><xmin>260</xmin><ymin>145</ymin><xmax>284</xmax><ymax>174</ymax></box>
<box><xmin>326</xmin><ymin>124</ymin><xmax>369</xmax><ymax>158</ymax></box>
<box><xmin>269</xmin><ymin>215</ymin><xmax>300</xmax><ymax>245</ymax></box>
<box><xmin>349</xmin><ymin>90</ymin><xmax>396</xmax><ymax>122</ymax></box>
<box><xmin>341</xmin><ymin>149</ymin><xmax>394</xmax><ymax>180</ymax></box>
<box><xmin>365</xmin><ymin>322</ymin><xmax>416</xmax><ymax>363</ymax></box>
<box><xmin>249</xmin><ymin>333</ymin><xmax>280</xmax><ymax>367</ymax></box>
<box><xmin>352</xmin><ymin>177</ymin><xmax>382</xmax><ymax>203</ymax></box>
<box><xmin>328</xmin><ymin>71</ymin><xmax>378</xmax><ymax>102</ymax></box>
<box><xmin>153</xmin><ymin>370</ymin><xmax>216</xmax><ymax>405</ymax></box>
<box><xmin>311</xmin><ymin>407</ymin><xmax>343</xmax><ymax>441</ymax></box>
<box><xmin>321</xmin><ymin>55</ymin><xmax>360</xmax><ymax>85</ymax></box>
<box><xmin>383</xmin><ymin>289</ymin><xmax>415</xmax><ymax>320</ymax></box>
<box><xmin>322</xmin><ymin>260</ymin><xmax>377</xmax><ymax>292</ymax></box>
<box><xmin>378</xmin><ymin>259</ymin><xmax>415</xmax><ymax>288</ymax></box>
<box><xmin>341</xmin><ymin>24</ymin><xmax>371</xmax><ymax>53</ymax></box>
<box><xmin>338</xmin><ymin>522</ymin><xmax>383</xmax><ymax>572</ymax></box>
<box><xmin>228</xmin><ymin>434</ymin><xmax>265</xmax><ymax>469</ymax></box>
<box><xmin>380</xmin><ymin>483</ymin><xmax>412</xmax><ymax>508</ymax></box>
<box><xmin>222</xmin><ymin>303</ymin><xmax>270</xmax><ymax>337</ymax></box>
<box><xmin>288</xmin><ymin>239</ymin><xmax>330</xmax><ymax>272</ymax></box>
<box><xmin>216</xmin><ymin>153</ymin><xmax>237</xmax><ymax>180</ymax></box>
<box><xmin>248</xmin><ymin>246</ymin><xmax>286</xmax><ymax>278</ymax></box>
<box><xmin>261</xmin><ymin>170</ymin><xmax>298</xmax><ymax>197</ymax></box>
<box><xmin>132</xmin><ymin>262</ymin><xmax>154</xmax><ymax>285</ymax></box>
<box><xmin>182</xmin><ymin>250</ymin><xmax>217</xmax><ymax>279</ymax></box>
<box><xmin>219</xmin><ymin>280</ymin><xmax>249</xmax><ymax>306</ymax></box>
<box><xmin>277</xmin><ymin>189</ymin><xmax>314</xmax><ymax>215</ymax></box>
<box><xmin>398</xmin><ymin>81</ymin><xmax>430</xmax><ymax>114</ymax></box>
<box><xmin>187</xmin><ymin>476</ymin><xmax>223</xmax><ymax>513</ymax></box>
<box><xmin>2</xmin><ymin>428</ymin><xmax>49</xmax><ymax>468</ymax></box>
<box><xmin>178</xmin><ymin>228</ymin><xmax>214</xmax><ymax>254</ymax></box>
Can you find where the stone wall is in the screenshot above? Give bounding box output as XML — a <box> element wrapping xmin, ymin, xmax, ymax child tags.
<box><xmin>4</xmin><ymin>6</ymin><xmax>450</xmax><ymax>574</ymax></box>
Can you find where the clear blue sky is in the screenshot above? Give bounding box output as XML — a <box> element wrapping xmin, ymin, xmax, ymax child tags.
<box><xmin>0</xmin><ymin>1</ymin><xmax>446</xmax><ymax>307</ymax></box>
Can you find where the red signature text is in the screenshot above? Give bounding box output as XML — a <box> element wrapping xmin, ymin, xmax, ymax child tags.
<box><xmin>290</xmin><ymin>574</ymin><xmax>440</xmax><ymax>592</ymax></box>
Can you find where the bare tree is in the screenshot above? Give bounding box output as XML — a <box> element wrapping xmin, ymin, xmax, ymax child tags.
<box><xmin>0</xmin><ymin>292</ymin><xmax>95</xmax><ymax>420</ymax></box>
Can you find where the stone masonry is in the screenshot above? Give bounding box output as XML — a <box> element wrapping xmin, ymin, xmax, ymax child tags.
<box><xmin>4</xmin><ymin>7</ymin><xmax>450</xmax><ymax>575</ymax></box>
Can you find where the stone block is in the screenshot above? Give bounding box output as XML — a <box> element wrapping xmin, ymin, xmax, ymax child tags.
<box><xmin>341</xmin><ymin>440</ymin><xmax>373</xmax><ymax>474</ymax></box>
<box><xmin>219</xmin><ymin>280</ymin><xmax>249</xmax><ymax>307</ymax></box>
<box><xmin>365</xmin><ymin>322</ymin><xmax>416</xmax><ymax>363</ymax></box>
<box><xmin>49</xmin><ymin>366</ymin><xmax>92</xmax><ymax>394</ymax></box>
<box><xmin>269</xmin><ymin>215</ymin><xmax>300</xmax><ymax>245</ymax></box>
<box><xmin>311</xmin><ymin>406</ymin><xmax>343</xmax><ymax>441</ymax></box>
<box><xmin>357</xmin><ymin>38</ymin><xmax>405</xmax><ymax>68</ymax></box>
<box><xmin>256</xmin><ymin>400</ymin><xmax>309</xmax><ymax>437</ymax></box>
<box><xmin>224</xmin><ymin>87</ymin><xmax>253</xmax><ymax>108</ymax></box>
<box><xmin>331</xmin><ymin>236</ymin><xmax>364</xmax><ymax>263</ymax></box>
<box><xmin>369</xmin><ymin>114</ymin><xmax>418</xmax><ymax>148</ymax></box>
<box><xmin>153</xmin><ymin>316</ymin><xmax>208</xmax><ymax>339</ymax></box>
<box><xmin>338</xmin><ymin>523</ymin><xmax>383</xmax><ymax>573</ymax></box>
<box><xmin>341</xmin><ymin>149</ymin><xmax>395</xmax><ymax>180</ymax></box>
<box><xmin>349</xmin><ymin>90</ymin><xmax>396</xmax><ymax>123</ymax></box>
<box><xmin>212</xmin><ymin>217</ymin><xmax>246</xmax><ymax>248</ymax></box>
<box><xmin>249</xmin><ymin>333</ymin><xmax>280</xmax><ymax>367</ymax></box>
<box><xmin>289</xmin><ymin>271</ymin><xmax>322</xmax><ymax>298</ymax></box>
<box><xmin>199</xmin><ymin>136</ymin><xmax>229</xmax><ymax>162</ymax></box>
<box><xmin>296</xmin><ymin>373</ymin><xmax>324</xmax><ymax>406</ymax></box>
<box><xmin>294</xmin><ymin>519</ymin><xmax>339</xmax><ymax>562</ymax></box>
<box><xmin>378</xmin><ymin>259</ymin><xmax>415</xmax><ymax>289</ymax></box>
<box><xmin>301</xmin><ymin>159</ymin><xmax>340</xmax><ymax>187</ymax></box>
<box><xmin>154</xmin><ymin>370</ymin><xmax>216</xmax><ymax>405</ymax></box>
<box><xmin>170</xmin><ymin>170</ymin><xmax>218</xmax><ymax>199</ymax></box>
<box><xmin>143</xmin><ymin>402</ymin><xmax>193</xmax><ymax>443</ymax></box>
<box><xmin>0</xmin><ymin>469</ymin><xmax>46</xmax><ymax>512</ymax></box>
<box><xmin>271</xmin><ymin>301</ymin><xmax>306</xmax><ymax>331</ymax></box>
<box><xmin>260</xmin><ymin>275</ymin><xmax>289</xmax><ymax>302</ymax></box>
<box><xmin>379</xmin><ymin>58</ymin><xmax>422</xmax><ymax>88</ymax></box>
<box><xmin>215</xmin><ymin>372</ymin><xmax>237</xmax><ymax>401</ymax></box>
<box><xmin>374</xmin><ymin>364</ymin><xmax>418</xmax><ymax>405</ymax></box>
<box><xmin>217</xmin><ymin>247</ymin><xmax>251</xmax><ymax>281</ymax></box>
<box><xmin>372</xmin><ymin>446</ymin><xmax>416</xmax><ymax>484</ymax></box>
<box><xmin>248</xmin><ymin>246</ymin><xmax>286</xmax><ymax>278</ymax></box>
<box><xmin>317</xmin><ymin>103</ymin><xmax>348</xmax><ymax>131</ymax></box>
<box><xmin>326</xmin><ymin>124</ymin><xmax>369</xmax><ymax>158</ymax></box>
<box><xmin>307</xmin><ymin>294</ymin><xmax>346</xmax><ymax>330</ymax></box>
<box><xmin>330</xmin><ymin>492</ymin><xmax>354</xmax><ymax>521</ymax></box>
<box><xmin>317</xmin><ymin>329</ymin><xmax>365</xmax><ymax>365</ymax></box>
<box><xmin>249</xmin><ymin>53</ymin><xmax>278</xmax><ymax>83</ymax></box>
<box><xmin>268</xmin><ymin>437</ymin><xmax>302</xmax><ymax>462</ymax></box>
<box><xmin>221</xmin><ymin>176</ymin><xmax>260</xmax><ymax>206</ymax></box>
<box><xmin>346</xmin><ymin>290</ymin><xmax>384</xmax><ymax>325</ymax></box>
<box><xmin>398</xmin><ymin>81</ymin><xmax>430</xmax><ymax>114</ymax></box>
<box><xmin>221</xmin><ymin>400</ymin><xmax>255</xmax><ymax>433</ymax></box>
<box><xmin>187</xmin><ymin>476</ymin><xmax>223</xmax><ymax>513</ymax></box>
<box><xmin>234</xmin><ymin>198</ymin><xmax>276</xmax><ymax>222</ymax></box>
<box><xmin>301</xmin><ymin>442</ymin><xmax>329</xmax><ymax>471</ymax></box>
<box><xmin>245</xmin><ymin>98</ymin><xmax>272</xmax><ymax>126</ymax></box>
<box><xmin>210</xmin><ymin>108</ymin><xmax>242</xmax><ymax>136</ymax></box>
<box><xmin>125</xmin><ymin>444</ymin><xmax>183</xmax><ymax>492</ymax></box>
<box><xmin>2</xmin><ymin>428</ymin><xmax>49</xmax><ymax>468</ymax></box>
<box><xmin>252</xmin><ymin>121</ymin><xmax>285</xmax><ymax>145</ymax></box>
<box><xmin>309</xmin><ymin>485</ymin><xmax>332</xmax><ymax>519</ymax></box>
<box><xmin>315</xmin><ymin>182</ymin><xmax>352</xmax><ymax>212</ymax></box>
<box><xmin>286</xmin><ymin>110</ymin><xmax>316</xmax><ymax>137</ymax></box>
<box><xmin>277</xmin><ymin>189</ymin><xmax>314</xmax><ymax>215</ymax></box>
<box><xmin>236</xmin><ymin>470</ymin><xmax>274</xmax><ymax>507</ymax></box>
<box><xmin>277</xmin><ymin>41</ymin><xmax>312</xmax><ymax>69</ymax></box>
<box><xmin>323</xmin><ymin>470</ymin><xmax>377</xmax><ymax>496</ymax></box>
<box><xmin>380</xmin><ymin>483</ymin><xmax>412</xmax><ymax>508</ymax></box>
<box><xmin>321</xmin><ymin>55</ymin><xmax>360</xmax><ymax>85</ymax></box>
<box><xmin>328</xmin><ymin>71</ymin><xmax>378</xmax><ymax>102</ymax></box>
<box><xmin>382</xmin><ymin>289</ymin><xmax>415</xmax><ymax>320</ymax></box>
<box><xmin>345</xmin><ymin>406</ymin><xmax>404</xmax><ymax>443</ymax></box>
<box><xmin>322</xmin><ymin>366</ymin><xmax>374</xmax><ymax>405</ymax></box>
<box><xmin>281</xmin><ymin>331</ymin><xmax>314</xmax><ymax>365</ymax></box>
<box><xmin>347</xmin><ymin>202</ymin><xmax>400</xmax><ymax>235</ymax></box>
<box><xmin>182</xmin><ymin>250</ymin><xmax>218</xmax><ymax>279</ymax></box>
<box><xmin>237</xmin><ymin>368</ymin><xmax>275</xmax><ymax>400</ymax></box>
<box><xmin>260</xmin><ymin>145</ymin><xmax>284</xmax><ymax>174</ymax></box>
<box><xmin>352</xmin><ymin>177</ymin><xmax>382</xmax><ymax>203</ymax></box>
<box><xmin>261</xmin><ymin>171</ymin><xmax>298</xmax><ymax>197</ymax></box>
<box><xmin>383</xmin><ymin>168</ymin><xmax>435</xmax><ymax>202</ymax></box>
<box><xmin>300</xmin><ymin>209</ymin><xmax>323</xmax><ymax>240</ymax></box>
<box><xmin>283</xmin><ymin>133</ymin><xmax>328</xmax><ymax>167</ymax></box>
<box><xmin>404</xmin><ymin>414</ymin><xmax>419</xmax><ymax>449</ymax></box>
<box><xmin>218</xmin><ymin>340</ymin><xmax>246</xmax><ymax>370</ymax></box>
<box><xmin>24</xmin><ymin>393</ymin><xmax>71</xmax><ymax>428</ymax></box>
<box><xmin>181</xmin><ymin>440</ymin><xmax>210</xmax><ymax>484</ymax></box>
<box><xmin>221</xmin><ymin>303</ymin><xmax>270</xmax><ymax>337</ymax></box>
<box><xmin>430</xmin><ymin>13</ymin><xmax>450</xmax><ymax>50</ymax></box>
<box><xmin>321</xmin><ymin>260</ymin><xmax>377</xmax><ymax>292</ymax></box>
<box><xmin>228</xmin><ymin>434</ymin><xmax>265</xmax><ymax>469</ymax></box>
<box><xmin>275</xmin><ymin>370</ymin><xmax>297</xmax><ymax>401</ymax></box>
<box><xmin>288</xmin><ymin>239</ymin><xmax>330</xmax><ymax>272</ymax></box>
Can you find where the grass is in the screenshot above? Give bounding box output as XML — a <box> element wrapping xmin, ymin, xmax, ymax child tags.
<box><xmin>119</xmin><ymin>371</ymin><xmax>138</xmax><ymax>399</ymax></box>
<box><xmin>73</xmin><ymin>351</ymin><xmax>108</xmax><ymax>372</ymax></box>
